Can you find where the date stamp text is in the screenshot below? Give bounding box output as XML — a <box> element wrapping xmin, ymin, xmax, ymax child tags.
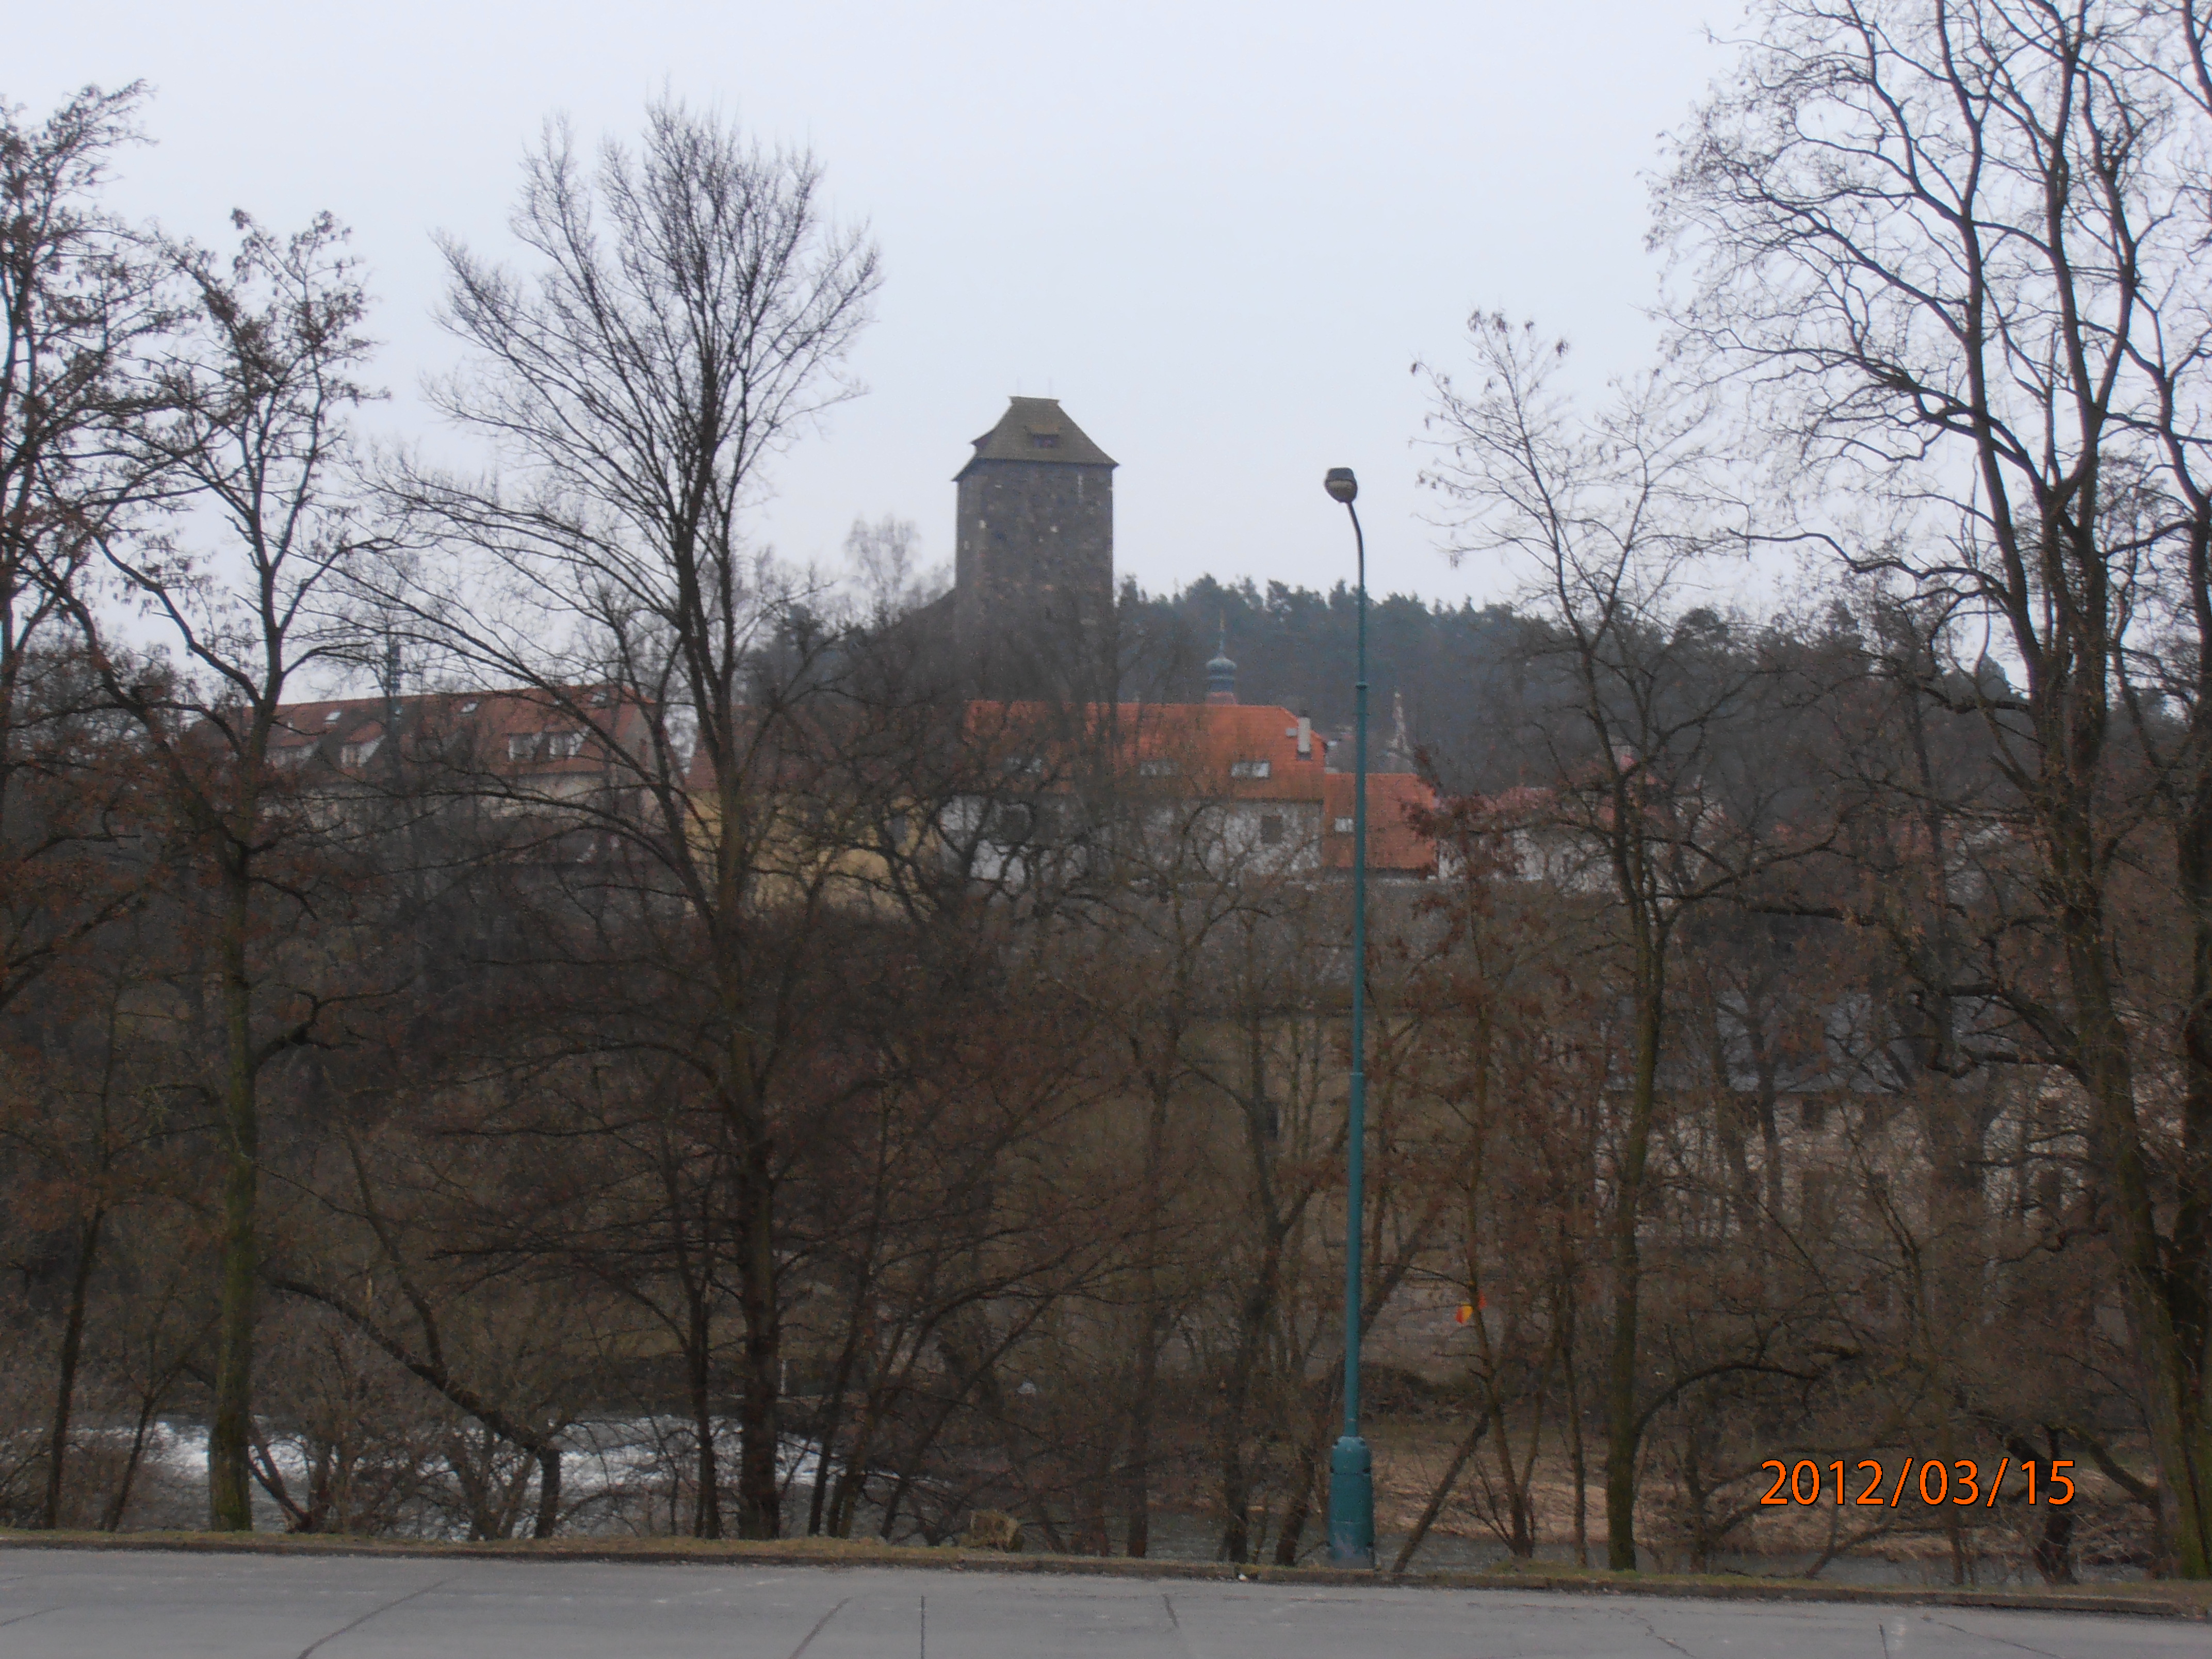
<box><xmin>1759</xmin><ymin>1457</ymin><xmax>2074</xmax><ymax>1507</ymax></box>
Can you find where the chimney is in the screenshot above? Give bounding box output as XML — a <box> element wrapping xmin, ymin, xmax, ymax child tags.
<box><xmin>1296</xmin><ymin>715</ymin><xmax>1312</xmax><ymax>758</ymax></box>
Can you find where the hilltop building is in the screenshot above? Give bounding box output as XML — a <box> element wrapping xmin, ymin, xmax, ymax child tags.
<box><xmin>266</xmin><ymin>397</ymin><xmax>1438</xmax><ymax>882</ymax></box>
<box><xmin>952</xmin><ymin>397</ymin><xmax>1117</xmax><ymax>702</ymax></box>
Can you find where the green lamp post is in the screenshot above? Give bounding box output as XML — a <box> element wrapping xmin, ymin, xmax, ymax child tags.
<box><xmin>1323</xmin><ymin>464</ymin><xmax>1375</xmax><ymax>1568</ymax></box>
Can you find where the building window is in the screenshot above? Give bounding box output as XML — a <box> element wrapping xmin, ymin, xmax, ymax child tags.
<box><xmin>1030</xmin><ymin>433</ymin><xmax>1059</xmax><ymax>448</ymax></box>
<box><xmin>1260</xmin><ymin>815</ymin><xmax>1284</xmax><ymax>846</ymax></box>
<box><xmin>1003</xmin><ymin>755</ymin><xmax>1045</xmax><ymax>776</ymax></box>
<box><xmin>340</xmin><ymin>738</ymin><xmax>381</xmax><ymax>768</ymax></box>
<box><xmin>1333</xmin><ymin>816</ymin><xmax>1355</xmax><ymax>834</ymax></box>
<box><xmin>508</xmin><ymin>733</ymin><xmax>541</xmax><ymax>761</ymax></box>
<box><xmin>1230</xmin><ymin>759</ymin><xmax>1271</xmax><ymax>779</ymax></box>
<box><xmin>1137</xmin><ymin>758</ymin><xmax>1176</xmax><ymax>778</ymax></box>
<box><xmin>546</xmin><ymin>731</ymin><xmax>586</xmax><ymax>759</ymax></box>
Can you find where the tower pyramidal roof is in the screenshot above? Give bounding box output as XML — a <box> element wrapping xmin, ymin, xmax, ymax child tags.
<box><xmin>955</xmin><ymin>396</ymin><xmax>1117</xmax><ymax>478</ymax></box>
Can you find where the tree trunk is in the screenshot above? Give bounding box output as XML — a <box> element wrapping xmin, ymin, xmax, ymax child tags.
<box><xmin>1271</xmin><ymin>1379</ymin><xmax>1343</xmax><ymax>1566</ymax></box>
<box><xmin>2167</xmin><ymin>777</ymin><xmax>2212</xmax><ymax>1573</ymax></box>
<box><xmin>1562</xmin><ymin>1283</ymin><xmax>1588</xmax><ymax>1568</ymax></box>
<box><xmin>1215</xmin><ymin>1232</ymin><xmax>1288</xmax><ymax>1563</ymax></box>
<box><xmin>208</xmin><ymin>855</ymin><xmax>258</xmax><ymax>1533</ymax></box>
<box><xmin>100</xmin><ymin>1387</ymin><xmax>165</xmax><ymax>1532</ymax></box>
<box><xmin>830</xmin><ymin>1363</ymin><xmax>902</xmax><ymax>1538</ymax></box>
<box><xmin>1219</xmin><ymin>1001</ymin><xmax>1306</xmax><ymax>1565</ymax></box>
<box><xmin>1389</xmin><ymin>1412</ymin><xmax>1489</xmax><ymax>1573</ymax></box>
<box><xmin>1603</xmin><ymin>972</ymin><xmax>1663</xmax><ymax>1570</ymax></box>
<box><xmin>687</xmin><ymin>1289</ymin><xmax>722</xmax><ymax>1538</ymax></box>
<box><xmin>735</xmin><ymin>1130</ymin><xmax>780</xmax><ymax>1539</ymax></box>
<box><xmin>40</xmin><ymin>1208</ymin><xmax>104</xmax><ymax>1529</ymax></box>
<box><xmin>805</xmin><ymin>1387</ymin><xmax>847</xmax><ymax>1538</ymax></box>
<box><xmin>1124</xmin><ymin>1081</ymin><xmax>1172</xmax><ymax>1558</ymax></box>
<box><xmin>2056</xmin><ymin>815</ymin><xmax>2212</xmax><ymax>1576</ymax></box>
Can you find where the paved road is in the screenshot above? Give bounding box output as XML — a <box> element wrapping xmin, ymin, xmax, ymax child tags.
<box><xmin>0</xmin><ymin>1550</ymin><xmax>2203</xmax><ymax>1658</ymax></box>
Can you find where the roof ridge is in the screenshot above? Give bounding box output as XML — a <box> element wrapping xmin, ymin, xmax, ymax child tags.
<box><xmin>955</xmin><ymin>397</ymin><xmax>1116</xmax><ymax>476</ymax></box>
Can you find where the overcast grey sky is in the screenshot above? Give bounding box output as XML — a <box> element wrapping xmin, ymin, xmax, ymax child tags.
<box><xmin>19</xmin><ymin>2</ymin><xmax>1734</xmax><ymax>607</ymax></box>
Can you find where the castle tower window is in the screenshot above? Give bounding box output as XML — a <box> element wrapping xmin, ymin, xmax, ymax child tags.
<box><xmin>1030</xmin><ymin>432</ymin><xmax>1059</xmax><ymax>448</ymax></box>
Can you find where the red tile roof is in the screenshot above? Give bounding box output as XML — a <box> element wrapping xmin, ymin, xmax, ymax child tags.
<box><xmin>965</xmin><ymin>700</ymin><xmax>1435</xmax><ymax>873</ymax></box>
<box><xmin>270</xmin><ymin>687</ymin><xmax>1438</xmax><ymax>874</ymax></box>
<box><xmin>268</xmin><ymin>687</ymin><xmax>650</xmax><ymax>777</ymax></box>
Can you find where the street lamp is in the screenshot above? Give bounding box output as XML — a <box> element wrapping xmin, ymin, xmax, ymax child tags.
<box><xmin>1323</xmin><ymin>465</ymin><xmax>1375</xmax><ymax>1568</ymax></box>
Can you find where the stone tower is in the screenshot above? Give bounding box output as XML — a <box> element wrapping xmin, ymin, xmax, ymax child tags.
<box><xmin>954</xmin><ymin>397</ymin><xmax>1116</xmax><ymax>700</ymax></box>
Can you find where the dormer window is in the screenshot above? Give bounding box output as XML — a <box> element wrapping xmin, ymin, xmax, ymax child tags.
<box><xmin>1029</xmin><ymin>432</ymin><xmax>1059</xmax><ymax>449</ymax></box>
<box><xmin>461</xmin><ymin>700</ymin><xmax>480</xmax><ymax>714</ymax></box>
<box><xmin>546</xmin><ymin>731</ymin><xmax>585</xmax><ymax>760</ymax></box>
<box><xmin>340</xmin><ymin>738</ymin><xmax>381</xmax><ymax>768</ymax></box>
<box><xmin>1137</xmin><ymin>758</ymin><xmax>1176</xmax><ymax>778</ymax></box>
<box><xmin>508</xmin><ymin>733</ymin><xmax>541</xmax><ymax>761</ymax></box>
<box><xmin>1230</xmin><ymin>759</ymin><xmax>1271</xmax><ymax>779</ymax></box>
<box><xmin>322</xmin><ymin>709</ymin><xmax>343</xmax><ymax>724</ymax></box>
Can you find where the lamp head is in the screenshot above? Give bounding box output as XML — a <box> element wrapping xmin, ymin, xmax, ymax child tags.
<box><xmin>1324</xmin><ymin>467</ymin><xmax>1358</xmax><ymax>503</ymax></box>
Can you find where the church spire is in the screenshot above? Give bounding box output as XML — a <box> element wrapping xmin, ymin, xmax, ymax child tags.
<box><xmin>1206</xmin><ymin>615</ymin><xmax>1238</xmax><ymax>706</ymax></box>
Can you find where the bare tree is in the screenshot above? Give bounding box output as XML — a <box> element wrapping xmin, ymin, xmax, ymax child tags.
<box><xmin>1085</xmin><ymin>733</ymin><xmax>1290</xmax><ymax>1558</ymax></box>
<box><xmin>1658</xmin><ymin>0</ymin><xmax>2212</xmax><ymax>1573</ymax></box>
<box><xmin>844</xmin><ymin>514</ymin><xmax>942</xmax><ymax>624</ymax></box>
<box><xmin>1421</xmin><ymin>316</ymin><xmax>1830</xmax><ymax>1567</ymax></box>
<box><xmin>0</xmin><ymin>84</ymin><xmax>173</xmax><ymax>1014</ymax></box>
<box><xmin>385</xmin><ymin>98</ymin><xmax>879</xmax><ymax>1537</ymax></box>
<box><xmin>64</xmin><ymin>210</ymin><xmax>377</xmax><ymax>1528</ymax></box>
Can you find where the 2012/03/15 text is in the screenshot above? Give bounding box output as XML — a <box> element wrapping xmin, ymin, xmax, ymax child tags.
<box><xmin>1759</xmin><ymin>1457</ymin><xmax>2074</xmax><ymax>1508</ymax></box>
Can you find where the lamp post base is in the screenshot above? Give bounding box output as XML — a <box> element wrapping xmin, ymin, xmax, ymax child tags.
<box><xmin>1326</xmin><ymin>1434</ymin><xmax>1375</xmax><ymax>1567</ymax></box>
